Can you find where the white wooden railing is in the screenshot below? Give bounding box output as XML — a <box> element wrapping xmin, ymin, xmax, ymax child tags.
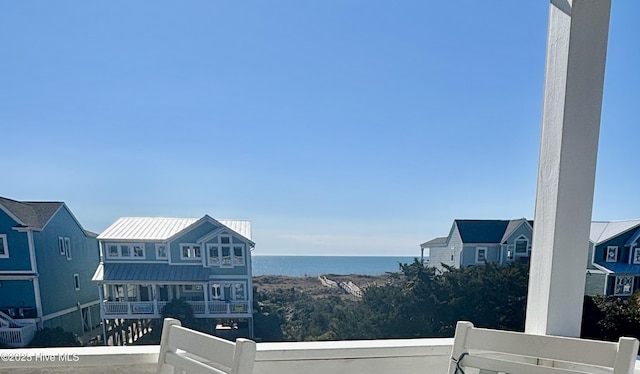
<box><xmin>102</xmin><ymin>301</ymin><xmax>251</xmax><ymax>317</ymax></box>
<box><xmin>1</xmin><ymin>338</ymin><xmax>640</xmax><ymax>374</ymax></box>
<box><xmin>0</xmin><ymin>311</ymin><xmax>37</xmax><ymax>348</ymax></box>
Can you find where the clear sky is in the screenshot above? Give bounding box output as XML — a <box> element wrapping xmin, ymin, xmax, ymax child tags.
<box><xmin>1</xmin><ymin>2</ymin><xmax>639</xmax><ymax>256</ymax></box>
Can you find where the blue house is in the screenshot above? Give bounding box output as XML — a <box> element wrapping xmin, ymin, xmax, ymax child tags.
<box><xmin>586</xmin><ymin>220</ymin><xmax>640</xmax><ymax>297</ymax></box>
<box><xmin>421</xmin><ymin>218</ymin><xmax>533</xmax><ymax>272</ymax></box>
<box><xmin>0</xmin><ymin>197</ymin><xmax>101</xmax><ymax>347</ymax></box>
<box><xmin>92</xmin><ymin>215</ymin><xmax>255</xmax><ymax>340</ymax></box>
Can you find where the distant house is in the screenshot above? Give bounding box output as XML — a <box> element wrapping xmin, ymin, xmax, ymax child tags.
<box><xmin>422</xmin><ymin>218</ymin><xmax>533</xmax><ymax>272</ymax></box>
<box><xmin>92</xmin><ymin>215</ymin><xmax>255</xmax><ymax>340</ymax></box>
<box><xmin>586</xmin><ymin>220</ymin><xmax>640</xmax><ymax>297</ymax></box>
<box><xmin>0</xmin><ymin>197</ymin><xmax>101</xmax><ymax>347</ymax></box>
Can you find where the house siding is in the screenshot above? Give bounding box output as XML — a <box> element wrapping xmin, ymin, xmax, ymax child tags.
<box><xmin>426</xmin><ymin>244</ymin><xmax>450</xmax><ymax>271</ymax></box>
<box><xmin>584</xmin><ymin>271</ymin><xmax>606</xmax><ymax>296</ymax></box>
<box><xmin>0</xmin><ymin>211</ymin><xmax>31</xmax><ymax>271</ymax></box>
<box><xmin>594</xmin><ymin>229</ymin><xmax>639</xmax><ymax>264</ymax></box>
<box><xmin>33</xmin><ymin>206</ymin><xmax>100</xmax><ymax>316</ymax></box>
<box><xmin>0</xmin><ymin>280</ymin><xmax>36</xmax><ymax>309</ymax></box>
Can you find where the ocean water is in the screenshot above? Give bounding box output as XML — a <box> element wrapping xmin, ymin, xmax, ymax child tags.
<box><xmin>251</xmin><ymin>256</ymin><xmax>420</xmax><ymax>277</ymax></box>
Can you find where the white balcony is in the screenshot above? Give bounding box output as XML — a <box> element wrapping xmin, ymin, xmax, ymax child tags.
<box><xmin>102</xmin><ymin>300</ymin><xmax>251</xmax><ymax>319</ymax></box>
<box><xmin>1</xmin><ymin>339</ymin><xmax>640</xmax><ymax>374</ymax></box>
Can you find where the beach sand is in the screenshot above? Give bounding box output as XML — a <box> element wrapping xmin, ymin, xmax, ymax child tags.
<box><xmin>253</xmin><ymin>273</ymin><xmax>398</xmax><ymax>299</ymax></box>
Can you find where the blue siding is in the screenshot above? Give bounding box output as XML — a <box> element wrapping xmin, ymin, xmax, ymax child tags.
<box><xmin>0</xmin><ymin>280</ymin><xmax>36</xmax><ymax>310</ymax></box>
<box><xmin>33</xmin><ymin>206</ymin><xmax>100</xmax><ymax>316</ymax></box>
<box><xmin>170</xmin><ymin>221</ymin><xmax>219</xmax><ymax>264</ymax></box>
<box><xmin>594</xmin><ymin>228</ymin><xmax>640</xmax><ymax>265</ymax></box>
<box><xmin>0</xmin><ymin>210</ymin><xmax>31</xmax><ymax>271</ymax></box>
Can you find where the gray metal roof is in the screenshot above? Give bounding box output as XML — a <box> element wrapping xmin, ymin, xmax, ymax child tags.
<box><xmin>0</xmin><ymin>196</ymin><xmax>63</xmax><ymax>230</ymax></box>
<box><xmin>97</xmin><ymin>216</ymin><xmax>252</xmax><ymax>241</ymax></box>
<box><xmin>420</xmin><ymin>237</ymin><xmax>447</xmax><ymax>248</ymax></box>
<box><xmin>589</xmin><ymin>220</ymin><xmax>640</xmax><ymax>244</ymax></box>
<box><xmin>92</xmin><ymin>263</ymin><xmax>212</xmax><ymax>282</ymax></box>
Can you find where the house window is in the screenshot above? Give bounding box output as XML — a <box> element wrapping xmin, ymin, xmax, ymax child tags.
<box><xmin>106</xmin><ymin>243</ymin><xmax>146</xmax><ymax>259</ymax></box>
<box><xmin>58</xmin><ymin>237</ymin><xmax>65</xmax><ymax>255</ymax></box>
<box><xmin>450</xmin><ymin>250</ymin><xmax>454</xmax><ymax>262</ymax></box>
<box><xmin>207</xmin><ymin>237</ymin><xmax>244</xmax><ymax>267</ymax></box>
<box><xmin>606</xmin><ymin>246</ymin><xmax>618</xmax><ymax>262</ymax></box>
<box><xmin>634</xmin><ymin>248</ymin><xmax>640</xmax><ymax>265</ymax></box>
<box><xmin>506</xmin><ymin>245</ymin><xmax>514</xmax><ymax>260</ymax></box>
<box><xmin>156</xmin><ymin>244</ymin><xmax>167</xmax><ymax>259</ymax></box>
<box><xmin>133</xmin><ymin>244</ymin><xmax>144</xmax><ymax>257</ymax></box>
<box><xmin>614</xmin><ymin>276</ymin><xmax>634</xmax><ymax>296</ymax></box>
<box><xmin>476</xmin><ymin>247</ymin><xmax>487</xmax><ymax>263</ymax></box>
<box><xmin>208</xmin><ymin>245</ymin><xmax>220</xmax><ymax>266</ymax></box>
<box><xmin>234</xmin><ymin>283</ymin><xmax>246</xmax><ymax>300</ymax></box>
<box><xmin>180</xmin><ymin>244</ymin><xmax>201</xmax><ymax>259</ymax></box>
<box><xmin>58</xmin><ymin>237</ymin><xmax>72</xmax><ymax>259</ymax></box>
<box><xmin>0</xmin><ymin>234</ymin><xmax>8</xmax><ymax>258</ymax></box>
<box><xmin>211</xmin><ymin>284</ymin><xmax>221</xmax><ymax>300</ymax></box>
<box><xmin>73</xmin><ymin>274</ymin><xmax>80</xmax><ymax>291</ymax></box>
<box><xmin>515</xmin><ymin>237</ymin><xmax>528</xmax><ymax>254</ymax></box>
<box><xmin>221</xmin><ymin>246</ymin><xmax>231</xmax><ymax>267</ymax></box>
<box><xmin>108</xmin><ymin>245</ymin><xmax>118</xmax><ymax>257</ymax></box>
<box><xmin>233</xmin><ymin>246</ymin><xmax>245</xmax><ymax>265</ymax></box>
<box><xmin>121</xmin><ymin>245</ymin><xmax>131</xmax><ymax>257</ymax></box>
<box><xmin>65</xmin><ymin>237</ymin><xmax>72</xmax><ymax>260</ymax></box>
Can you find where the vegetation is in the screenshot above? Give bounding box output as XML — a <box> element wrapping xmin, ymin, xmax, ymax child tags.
<box><xmin>254</xmin><ymin>260</ymin><xmax>530</xmax><ymax>341</ymax></box>
<box><xmin>254</xmin><ymin>260</ymin><xmax>640</xmax><ymax>344</ymax></box>
<box><xmin>28</xmin><ymin>327</ymin><xmax>81</xmax><ymax>347</ymax></box>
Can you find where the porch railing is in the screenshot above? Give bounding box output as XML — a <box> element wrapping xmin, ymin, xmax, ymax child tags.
<box><xmin>102</xmin><ymin>301</ymin><xmax>250</xmax><ymax>317</ymax></box>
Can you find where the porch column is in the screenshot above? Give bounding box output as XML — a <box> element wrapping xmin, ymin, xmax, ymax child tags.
<box><xmin>525</xmin><ymin>0</ymin><xmax>610</xmax><ymax>337</ymax></box>
<box><xmin>153</xmin><ymin>285</ymin><xmax>159</xmax><ymax>316</ymax></box>
<box><xmin>203</xmin><ymin>283</ymin><xmax>210</xmax><ymax>315</ymax></box>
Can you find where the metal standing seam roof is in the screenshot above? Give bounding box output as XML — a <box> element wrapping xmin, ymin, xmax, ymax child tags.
<box><xmin>92</xmin><ymin>263</ymin><xmax>212</xmax><ymax>282</ymax></box>
<box><xmin>593</xmin><ymin>262</ymin><xmax>640</xmax><ymax>275</ymax></box>
<box><xmin>97</xmin><ymin>217</ymin><xmax>252</xmax><ymax>241</ymax></box>
<box><xmin>589</xmin><ymin>220</ymin><xmax>640</xmax><ymax>244</ymax></box>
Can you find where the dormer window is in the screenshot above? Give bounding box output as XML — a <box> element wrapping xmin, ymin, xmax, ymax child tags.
<box><xmin>634</xmin><ymin>248</ymin><xmax>640</xmax><ymax>265</ymax></box>
<box><xmin>606</xmin><ymin>246</ymin><xmax>618</xmax><ymax>262</ymax></box>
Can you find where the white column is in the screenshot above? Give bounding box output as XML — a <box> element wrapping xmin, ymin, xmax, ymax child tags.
<box><xmin>526</xmin><ymin>0</ymin><xmax>611</xmax><ymax>337</ymax></box>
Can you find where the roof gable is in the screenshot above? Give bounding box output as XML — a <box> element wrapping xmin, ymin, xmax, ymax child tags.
<box><xmin>501</xmin><ymin>218</ymin><xmax>532</xmax><ymax>243</ymax></box>
<box><xmin>0</xmin><ymin>196</ymin><xmax>64</xmax><ymax>230</ymax></box>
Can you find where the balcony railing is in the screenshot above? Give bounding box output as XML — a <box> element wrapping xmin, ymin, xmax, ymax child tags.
<box><xmin>0</xmin><ymin>311</ymin><xmax>37</xmax><ymax>348</ymax></box>
<box><xmin>2</xmin><ymin>338</ymin><xmax>639</xmax><ymax>374</ymax></box>
<box><xmin>0</xmin><ymin>338</ymin><xmax>454</xmax><ymax>374</ymax></box>
<box><xmin>102</xmin><ymin>300</ymin><xmax>251</xmax><ymax>318</ymax></box>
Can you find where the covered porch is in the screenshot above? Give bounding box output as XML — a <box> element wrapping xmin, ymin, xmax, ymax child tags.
<box><xmin>100</xmin><ymin>283</ymin><xmax>251</xmax><ymax>319</ymax></box>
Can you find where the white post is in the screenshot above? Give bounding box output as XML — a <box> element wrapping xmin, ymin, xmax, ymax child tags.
<box><xmin>526</xmin><ymin>0</ymin><xmax>611</xmax><ymax>337</ymax></box>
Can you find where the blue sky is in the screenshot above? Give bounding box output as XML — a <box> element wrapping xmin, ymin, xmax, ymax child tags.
<box><xmin>1</xmin><ymin>2</ymin><xmax>639</xmax><ymax>256</ymax></box>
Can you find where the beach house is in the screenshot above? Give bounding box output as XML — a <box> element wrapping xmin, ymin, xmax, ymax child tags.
<box><xmin>421</xmin><ymin>218</ymin><xmax>533</xmax><ymax>272</ymax></box>
<box><xmin>92</xmin><ymin>215</ymin><xmax>255</xmax><ymax>340</ymax></box>
<box><xmin>586</xmin><ymin>220</ymin><xmax>640</xmax><ymax>297</ymax></box>
<box><xmin>0</xmin><ymin>196</ymin><xmax>101</xmax><ymax>347</ymax></box>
